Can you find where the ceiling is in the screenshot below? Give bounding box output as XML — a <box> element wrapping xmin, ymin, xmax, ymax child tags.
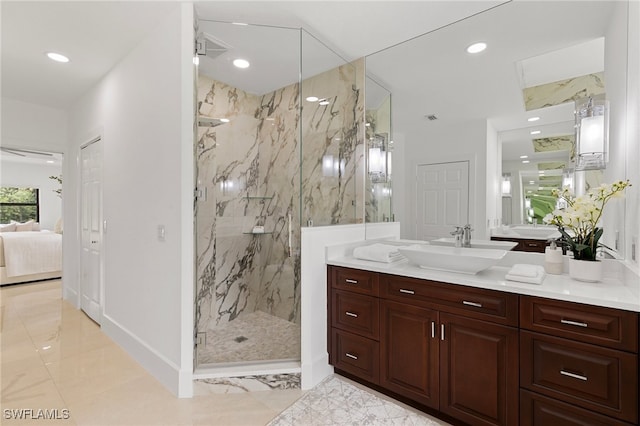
<box><xmin>1</xmin><ymin>1</ymin><xmax>503</xmax><ymax>110</ymax></box>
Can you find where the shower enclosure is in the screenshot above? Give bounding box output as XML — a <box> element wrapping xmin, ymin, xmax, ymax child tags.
<box><xmin>194</xmin><ymin>20</ymin><xmax>364</xmax><ymax>370</ymax></box>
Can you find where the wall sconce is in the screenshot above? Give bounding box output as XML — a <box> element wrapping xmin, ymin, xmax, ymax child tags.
<box><xmin>575</xmin><ymin>96</ymin><xmax>609</xmax><ymax>170</ymax></box>
<box><xmin>501</xmin><ymin>173</ymin><xmax>511</xmax><ymax>197</ymax></box>
<box><xmin>562</xmin><ymin>168</ymin><xmax>574</xmax><ymax>190</ymax></box>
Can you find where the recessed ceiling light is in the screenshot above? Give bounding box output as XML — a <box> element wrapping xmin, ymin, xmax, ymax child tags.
<box><xmin>522</xmin><ymin>160</ymin><xmax>530</xmax><ymax>164</ymax></box>
<box><xmin>46</xmin><ymin>52</ymin><xmax>70</xmax><ymax>63</ymax></box>
<box><xmin>233</xmin><ymin>58</ymin><xmax>250</xmax><ymax>69</ymax></box>
<box><xmin>305</xmin><ymin>96</ymin><xmax>319</xmax><ymax>102</ymax></box>
<box><xmin>232</xmin><ymin>22</ymin><xmax>248</xmax><ymax>26</ymax></box>
<box><xmin>529</xmin><ymin>181</ymin><xmax>535</xmax><ymax>184</ymax></box>
<box><xmin>220</xmin><ymin>118</ymin><xmax>230</xmax><ymax>123</ymax></box>
<box><xmin>319</xmin><ymin>99</ymin><xmax>330</xmax><ymax>106</ymax></box>
<box><xmin>519</xmin><ymin>155</ymin><xmax>528</xmax><ymax>159</ymax></box>
<box><xmin>530</xmin><ymin>130</ymin><xmax>541</xmax><ymax>135</ymax></box>
<box><xmin>466</xmin><ymin>42</ymin><xmax>487</xmax><ymax>54</ymax></box>
<box><xmin>46</xmin><ymin>160</ymin><xmax>55</xmax><ymax>164</ymax></box>
<box><xmin>527</xmin><ymin>117</ymin><xmax>540</xmax><ymax>122</ymax></box>
<box><xmin>538</xmin><ymin>171</ymin><xmax>545</xmax><ymax>174</ymax></box>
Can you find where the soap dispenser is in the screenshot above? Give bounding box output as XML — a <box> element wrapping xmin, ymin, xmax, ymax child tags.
<box><xmin>544</xmin><ymin>240</ymin><xmax>563</xmax><ymax>274</ymax></box>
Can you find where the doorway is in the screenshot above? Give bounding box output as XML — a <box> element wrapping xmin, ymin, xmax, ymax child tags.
<box><xmin>80</xmin><ymin>138</ymin><xmax>103</xmax><ymax>323</ymax></box>
<box><xmin>416</xmin><ymin>161</ymin><xmax>469</xmax><ymax>240</ymax></box>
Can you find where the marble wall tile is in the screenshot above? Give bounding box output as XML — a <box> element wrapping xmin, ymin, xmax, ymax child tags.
<box><xmin>195</xmin><ymin>58</ymin><xmax>365</xmax><ymax>357</ymax></box>
<box><xmin>523</xmin><ymin>72</ymin><xmax>605</xmax><ymax>111</ymax></box>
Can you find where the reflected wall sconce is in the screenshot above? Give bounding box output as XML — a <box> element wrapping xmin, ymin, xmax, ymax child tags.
<box><xmin>322</xmin><ymin>154</ymin><xmax>344</xmax><ymax>177</ymax></box>
<box><xmin>562</xmin><ymin>168</ymin><xmax>574</xmax><ymax>190</ymax></box>
<box><xmin>575</xmin><ymin>96</ymin><xmax>609</xmax><ymax>170</ymax></box>
<box><xmin>501</xmin><ymin>173</ymin><xmax>512</xmax><ymax>197</ymax></box>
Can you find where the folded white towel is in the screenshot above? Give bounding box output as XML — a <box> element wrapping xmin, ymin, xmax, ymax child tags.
<box><xmin>353</xmin><ymin>243</ymin><xmax>405</xmax><ymax>263</ymax></box>
<box><xmin>505</xmin><ymin>264</ymin><xmax>546</xmax><ymax>285</ymax></box>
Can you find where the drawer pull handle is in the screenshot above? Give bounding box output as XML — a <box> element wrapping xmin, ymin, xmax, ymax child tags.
<box><xmin>345</xmin><ymin>353</ymin><xmax>358</xmax><ymax>360</ymax></box>
<box><xmin>462</xmin><ymin>300</ymin><xmax>482</xmax><ymax>308</ymax></box>
<box><xmin>431</xmin><ymin>321</ymin><xmax>436</xmax><ymax>338</ymax></box>
<box><xmin>561</xmin><ymin>319</ymin><xmax>588</xmax><ymax>328</ymax></box>
<box><xmin>441</xmin><ymin>324</ymin><xmax>445</xmax><ymax>341</ymax></box>
<box><xmin>560</xmin><ymin>370</ymin><xmax>587</xmax><ymax>381</ymax></box>
<box><xmin>345</xmin><ymin>311</ymin><xmax>358</xmax><ymax>318</ymax></box>
<box><xmin>399</xmin><ymin>289</ymin><xmax>415</xmax><ymax>295</ymax></box>
<box><xmin>345</xmin><ymin>279</ymin><xmax>358</xmax><ymax>284</ymax></box>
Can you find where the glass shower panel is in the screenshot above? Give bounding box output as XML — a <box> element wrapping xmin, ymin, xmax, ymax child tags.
<box><xmin>300</xmin><ymin>31</ymin><xmax>364</xmax><ymax>226</ymax></box>
<box><xmin>364</xmin><ymin>77</ymin><xmax>393</xmax><ymax>223</ymax></box>
<box><xmin>194</xmin><ymin>21</ymin><xmax>302</xmax><ymax>367</ymax></box>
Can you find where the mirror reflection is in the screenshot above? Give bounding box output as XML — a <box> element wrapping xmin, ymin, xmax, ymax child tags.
<box><xmin>365</xmin><ymin>1</ymin><xmax>628</xmax><ymax>254</ymax></box>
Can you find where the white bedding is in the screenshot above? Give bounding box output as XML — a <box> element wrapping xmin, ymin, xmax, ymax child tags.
<box><xmin>0</xmin><ymin>231</ymin><xmax>62</xmax><ymax>277</ymax></box>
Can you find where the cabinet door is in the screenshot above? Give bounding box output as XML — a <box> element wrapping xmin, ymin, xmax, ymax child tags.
<box><xmin>439</xmin><ymin>313</ymin><xmax>519</xmax><ymax>426</ymax></box>
<box><xmin>380</xmin><ymin>300</ymin><xmax>439</xmax><ymax>409</ymax></box>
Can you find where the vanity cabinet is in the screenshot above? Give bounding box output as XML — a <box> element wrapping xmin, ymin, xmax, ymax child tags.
<box><xmin>328</xmin><ymin>266</ymin><xmax>519</xmax><ymax>426</ymax></box>
<box><xmin>520</xmin><ymin>296</ymin><xmax>639</xmax><ymax>425</ymax></box>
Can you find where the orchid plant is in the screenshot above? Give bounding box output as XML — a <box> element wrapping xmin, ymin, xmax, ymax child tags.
<box><xmin>543</xmin><ymin>180</ymin><xmax>631</xmax><ymax>261</ymax></box>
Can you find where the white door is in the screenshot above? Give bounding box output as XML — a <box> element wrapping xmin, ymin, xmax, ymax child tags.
<box><xmin>80</xmin><ymin>139</ymin><xmax>103</xmax><ymax>324</ymax></box>
<box><xmin>416</xmin><ymin>161</ymin><xmax>469</xmax><ymax>240</ymax></box>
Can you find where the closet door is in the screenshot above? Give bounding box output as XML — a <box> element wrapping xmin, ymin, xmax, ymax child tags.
<box><xmin>80</xmin><ymin>138</ymin><xmax>103</xmax><ymax>324</ymax></box>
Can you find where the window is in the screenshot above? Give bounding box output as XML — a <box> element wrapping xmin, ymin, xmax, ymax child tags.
<box><xmin>0</xmin><ymin>187</ymin><xmax>40</xmax><ymax>223</ymax></box>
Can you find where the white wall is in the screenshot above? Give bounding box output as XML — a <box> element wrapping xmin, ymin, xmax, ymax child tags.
<box><xmin>398</xmin><ymin>118</ymin><xmax>487</xmax><ymax>240</ymax></box>
<box><xmin>625</xmin><ymin>0</ymin><xmax>639</xmax><ymax>269</ymax></box>
<box><xmin>0</xmin><ymin>159</ymin><xmax>62</xmax><ymax>230</ymax></box>
<box><xmin>1</xmin><ymin>98</ymin><xmax>68</xmax><ymax>153</ymax></box>
<box><xmin>64</xmin><ymin>3</ymin><xmax>194</xmax><ymax>396</ymax></box>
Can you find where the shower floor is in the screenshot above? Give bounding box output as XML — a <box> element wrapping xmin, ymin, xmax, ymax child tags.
<box><xmin>198</xmin><ymin>311</ymin><xmax>300</xmax><ymax>365</ymax></box>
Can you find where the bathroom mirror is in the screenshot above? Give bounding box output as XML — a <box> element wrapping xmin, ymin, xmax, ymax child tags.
<box><xmin>365</xmin><ymin>0</ymin><xmax>629</xmax><ymax>255</ymax></box>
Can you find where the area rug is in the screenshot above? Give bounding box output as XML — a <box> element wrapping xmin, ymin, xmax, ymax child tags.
<box><xmin>267</xmin><ymin>375</ymin><xmax>448</xmax><ymax>425</ymax></box>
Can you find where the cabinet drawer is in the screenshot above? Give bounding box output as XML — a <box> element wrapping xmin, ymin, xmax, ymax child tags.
<box><xmin>330</xmin><ymin>266</ymin><xmax>379</xmax><ymax>296</ymax></box>
<box><xmin>521</xmin><ymin>331</ymin><xmax>638</xmax><ymax>423</ymax></box>
<box><xmin>381</xmin><ymin>274</ymin><xmax>518</xmax><ymax>326</ymax></box>
<box><xmin>332</xmin><ymin>329</ymin><xmax>379</xmax><ymax>384</ymax></box>
<box><xmin>519</xmin><ymin>239</ymin><xmax>547</xmax><ymax>253</ymax></box>
<box><xmin>521</xmin><ymin>296</ymin><xmax>639</xmax><ymax>352</ymax></box>
<box><xmin>332</xmin><ymin>290</ymin><xmax>379</xmax><ymax>339</ymax></box>
<box><xmin>520</xmin><ymin>390</ymin><xmax>633</xmax><ymax>426</ymax></box>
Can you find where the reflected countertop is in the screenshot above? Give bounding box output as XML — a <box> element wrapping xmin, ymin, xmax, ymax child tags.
<box><xmin>326</xmin><ymin>240</ymin><xmax>640</xmax><ymax>312</ymax></box>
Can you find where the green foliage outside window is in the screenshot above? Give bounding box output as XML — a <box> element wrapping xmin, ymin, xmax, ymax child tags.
<box><xmin>0</xmin><ymin>187</ymin><xmax>39</xmax><ymax>223</ymax></box>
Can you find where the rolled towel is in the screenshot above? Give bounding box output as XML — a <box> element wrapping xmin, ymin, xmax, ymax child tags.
<box><xmin>353</xmin><ymin>243</ymin><xmax>405</xmax><ymax>263</ymax></box>
<box><xmin>505</xmin><ymin>264</ymin><xmax>546</xmax><ymax>285</ymax></box>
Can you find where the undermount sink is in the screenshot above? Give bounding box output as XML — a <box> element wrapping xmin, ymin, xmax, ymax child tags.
<box><xmin>429</xmin><ymin>238</ymin><xmax>518</xmax><ymax>250</ymax></box>
<box><xmin>511</xmin><ymin>226</ymin><xmax>560</xmax><ymax>239</ymax></box>
<box><xmin>397</xmin><ymin>245</ymin><xmax>508</xmax><ymax>274</ymax></box>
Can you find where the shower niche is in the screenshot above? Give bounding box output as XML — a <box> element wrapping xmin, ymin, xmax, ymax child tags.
<box><xmin>194</xmin><ymin>20</ymin><xmax>364</xmax><ymax>372</ymax></box>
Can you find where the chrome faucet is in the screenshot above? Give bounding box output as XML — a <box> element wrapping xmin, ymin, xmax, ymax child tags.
<box><xmin>450</xmin><ymin>226</ymin><xmax>464</xmax><ymax>248</ymax></box>
<box><xmin>463</xmin><ymin>224</ymin><xmax>473</xmax><ymax>248</ymax></box>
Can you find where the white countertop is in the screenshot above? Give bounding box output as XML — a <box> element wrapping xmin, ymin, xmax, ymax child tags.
<box><xmin>326</xmin><ymin>240</ymin><xmax>640</xmax><ymax>313</ymax></box>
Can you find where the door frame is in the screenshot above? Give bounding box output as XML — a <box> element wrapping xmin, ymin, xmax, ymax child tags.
<box><xmin>78</xmin><ymin>135</ymin><xmax>104</xmax><ymax>323</ymax></box>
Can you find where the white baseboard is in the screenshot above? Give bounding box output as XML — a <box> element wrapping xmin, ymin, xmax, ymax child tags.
<box><xmin>301</xmin><ymin>352</ymin><xmax>333</xmax><ymax>390</ymax></box>
<box><xmin>62</xmin><ymin>286</ymin><xmax>79</xmax><ymax>308</ymax></box>
<box><xmin>101</xmin><ymin>314</ymin><xmax>192</xmax><ymax>397</ymax></box>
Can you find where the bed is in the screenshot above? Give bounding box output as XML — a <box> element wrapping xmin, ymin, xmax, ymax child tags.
<box><xmin>0</xmin><ymin>230</ymin><xmax>62</xmax><ymax>285</ymax></box>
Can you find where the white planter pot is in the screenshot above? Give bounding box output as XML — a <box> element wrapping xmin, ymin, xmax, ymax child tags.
<box><xmin>569</xmin><ymin>259</ymin><xmax>603</xmax><ymax>282</ymax></box>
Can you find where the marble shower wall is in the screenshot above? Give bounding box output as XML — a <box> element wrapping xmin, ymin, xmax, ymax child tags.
<box><xmin>195</xmin><ymin>58</ymin><xmax>364</xmax><ymax>336</ymax></box>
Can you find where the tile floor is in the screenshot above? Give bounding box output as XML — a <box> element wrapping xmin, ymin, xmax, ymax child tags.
<box><xmin>1</xmin><ymin>280</ymin><xmax>447</xmax><ymax>425</ymax></box>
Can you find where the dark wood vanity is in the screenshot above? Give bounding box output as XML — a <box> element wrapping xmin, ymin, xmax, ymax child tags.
<box><xmin>490</xmin><ymin>236</ymin><xmax>549</xmax><ymax>253</ymax></box>
<box><xmin>327</xmin><ymin>265</ymin><xmax>639</xmax><ymax>426</ymax></box>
